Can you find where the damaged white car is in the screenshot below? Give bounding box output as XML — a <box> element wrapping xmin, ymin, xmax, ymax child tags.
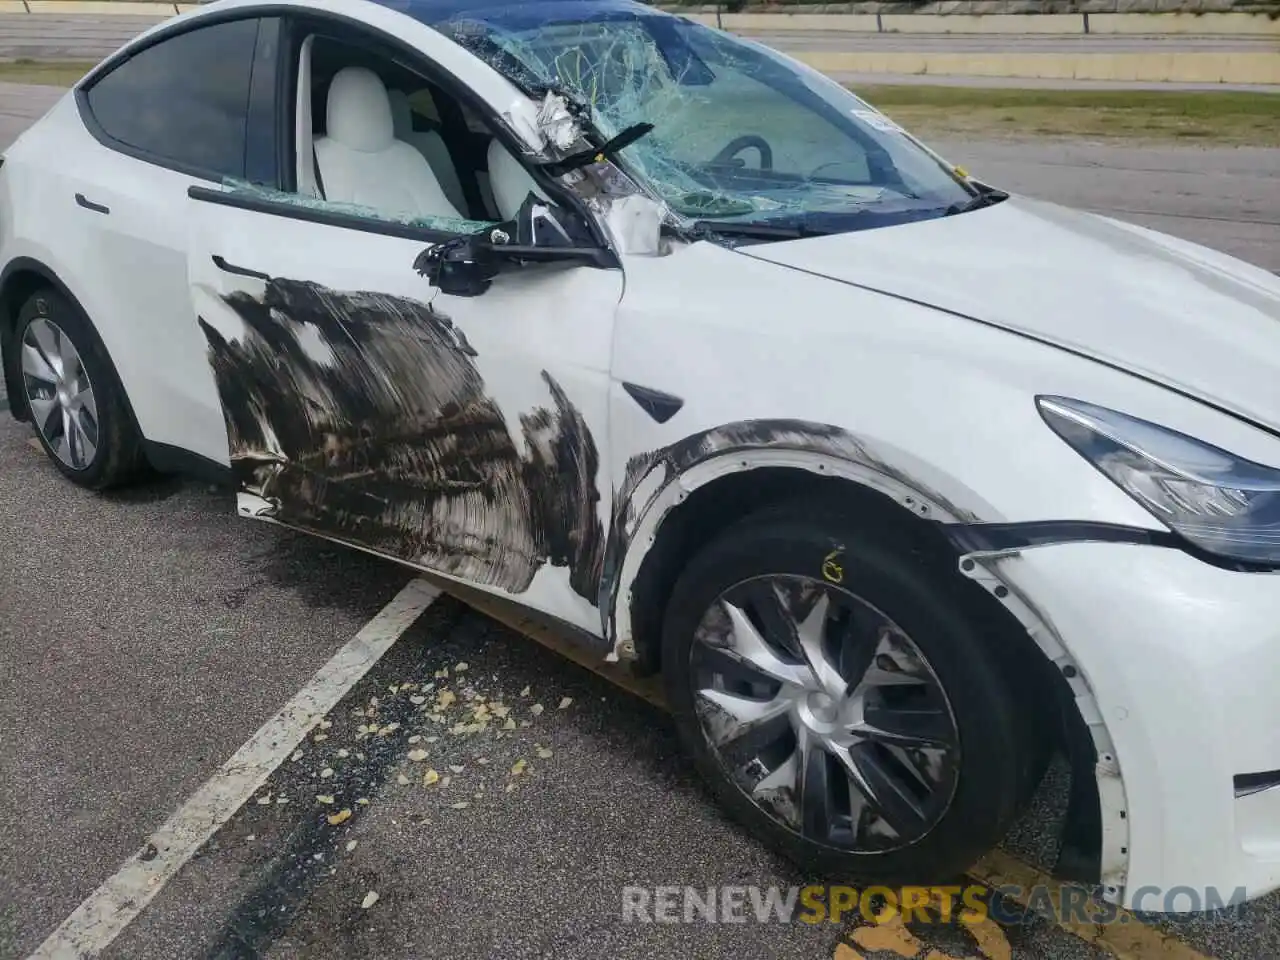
<box><xmin>4</xmin><ymin>0</ymin><xmax>1280</xmax><ymax>913</ymax></box>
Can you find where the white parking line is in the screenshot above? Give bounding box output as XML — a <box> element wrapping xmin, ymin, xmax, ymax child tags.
<box><xmin>27</xmin><ymin>577</ymin><xmax>442</xmax><ymax>960</ymax></box>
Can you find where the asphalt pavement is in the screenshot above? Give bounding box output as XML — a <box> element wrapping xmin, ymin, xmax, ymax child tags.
<box><xmin>0</xmin><ymin>424</ymin><xmax>1114</xmax><ymax>960</ymax></box>
<box><xmin>2</xmin><ymin>79</ymin><xmax>1280</xmax><ymax>960</ymax></box>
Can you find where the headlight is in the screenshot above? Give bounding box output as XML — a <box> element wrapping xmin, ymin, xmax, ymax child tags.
<box><xmin>1037</xmin><ymin>396</ymin><xmax>1280</xmax><ymax>565</ymax></box>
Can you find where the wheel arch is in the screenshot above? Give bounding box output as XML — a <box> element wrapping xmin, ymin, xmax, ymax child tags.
<box><xmin>0</xmin><ymin>257</ymin><xmax>76</xmax><ymax>421</ymax></box>
<box><xmin>603</xmin><ymin>425</ymin><xmax>1126</xmax><ymax>893</ymax></box>
<box><xmin>604</xmin><ymin>425</ymin><xmax>990</xmax><ymax>667</ymax></box>
<box><xmin>0</xmin><ymin>256</ymin><xmax>146</xmax><ymax>445</ymax></box>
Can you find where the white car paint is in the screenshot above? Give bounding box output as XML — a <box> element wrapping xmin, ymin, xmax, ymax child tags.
<box><xmin>746</xmin><ymin>194</ymin><xmax>1280</xmax><ymax>436</ymax></box>
<box><xmin>3</xmin><ymin>0</ymin><xmax>1280</xmax><ymax>915</ymax></box>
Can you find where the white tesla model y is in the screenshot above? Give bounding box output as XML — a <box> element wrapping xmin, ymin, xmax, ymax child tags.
<box><xmin>3</xmin><ymin>0</ymin><xmax>1280</xmax><ymax>912</ymax></box>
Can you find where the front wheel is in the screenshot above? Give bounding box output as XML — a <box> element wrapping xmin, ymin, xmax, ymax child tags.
<box><xmin>661</xmin><ymin>501</ymin><xmax>1030</xmax><ymax>883</ymax></box>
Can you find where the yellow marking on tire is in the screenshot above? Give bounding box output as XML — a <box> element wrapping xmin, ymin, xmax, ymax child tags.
<box><xmin>822</xmin><ymin>549</ymin><xmax>845</xmax><ymax>583</ymax></box>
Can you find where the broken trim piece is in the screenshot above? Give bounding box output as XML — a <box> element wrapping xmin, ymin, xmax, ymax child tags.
<box><xmin>958</xmin><ymin>554</ymin><xmax>1131</xmax><ymax>903</ymax></box>
<box><xmin>946</xmin><ymin>517</ymin><xmax>1280</xmax><ymax>574</ymax></box>
<box><xmin>604</xmin><ymin>421</ymin><xmax>986</xmax><ymax>659</ymax></box>
<box><xmin>536</xmin><ymin>122</ymin><xmax>656</xmax><ymax>179</ymax></box>
<box><xmin>945</xmin><ymin>520</ymin><xmax>1178</xmax><ymax>557</ymax></box>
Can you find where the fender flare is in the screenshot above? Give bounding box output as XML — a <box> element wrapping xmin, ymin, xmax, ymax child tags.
<box><xmin>600</xmin><ymin>419</ymin><xmax>987</xmax><ymax>660</ymax></box>
<box><xmin>604</xmin><ymin>446</ymin><xmax>970</xmax><ymax>660</ymax></box>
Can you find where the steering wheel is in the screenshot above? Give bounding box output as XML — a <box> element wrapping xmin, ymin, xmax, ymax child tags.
<box><xmin>710</xmin><ymin>134</ymin><xmax>774</xmax><ymax>171</ymax></box>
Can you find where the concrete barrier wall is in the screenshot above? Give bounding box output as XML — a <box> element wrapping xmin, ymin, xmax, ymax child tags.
<box><xmin>666</xmin><ymin>0</ymin><xmax>1280</xmax><ymax>14</ymax></box>
<box><xmin>1</xmin><ymin>2</ymin><xmax>1275</xmax><ymax>84</ymax></box>
<box><xmin>800</xmin><ymin>49</ymin><xmax>1280</xmax><ymax>80</ymax></box>
<box><xmin>684</xmin><ymin>10</ymin><xmax>1280</xmax><ymax>33</ymax></box>
<box><xmin>6</xmin><ymin>0</ymin><xmax>1280</xmax><ymax>34</ymax></box>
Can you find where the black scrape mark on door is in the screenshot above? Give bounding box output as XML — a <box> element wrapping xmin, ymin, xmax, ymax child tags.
<box><xmin>198</xmin><ymin>278</ymin><xmax>604</xmax><ymax>603</ymax></box>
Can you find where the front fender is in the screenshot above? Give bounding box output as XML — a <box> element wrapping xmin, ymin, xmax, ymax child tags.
<box><xmin>598</xmin><ymin>421</ymin><xmax>1131</xmax><ymax>901</ymax></box>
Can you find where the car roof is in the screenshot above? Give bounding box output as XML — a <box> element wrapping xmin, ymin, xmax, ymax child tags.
<box><xmin>84</xmin><ymin>0</ymin><xmax>668</xmax><ymax>94</ymax></box>
<box><xmin>366</xmin><ymin>0</ymin><xmax>659</xmax><ymax>27</ymax></box>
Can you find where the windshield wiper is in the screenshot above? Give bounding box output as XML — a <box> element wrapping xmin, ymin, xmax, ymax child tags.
<box><xmin>689</xmin><ymin>220</ymin><xmax>816</xmax><ymax>240</ymax></box>
<box><xmin>944</xmin><ymin>189</ymin><xmax>1010</xmax><ymax>216</ymax></box>
<box><xmin>537</xmin><ymin>122</ymin><xmax>656</xmax><ymax>178</ymax></box>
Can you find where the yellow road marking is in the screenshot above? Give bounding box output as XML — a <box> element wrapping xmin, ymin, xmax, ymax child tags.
<box><xmin>962</xmin><ymin>906</ymin><xmax>1014</xmax><ymax>960</ymax></box>
<box><xmin>837</xmin><ymin>893</ymin><xmax>1011</xmax><ymax>960</ymax></box>
<box><xmin>969</xmin><ymin>849</ymin><xmax>1215</xmax><ymax>960</ymax></box>
<box><xmin>850</xmin><ymin>911</ymin><xmax>928</xmax><ymax>956</ymax></box>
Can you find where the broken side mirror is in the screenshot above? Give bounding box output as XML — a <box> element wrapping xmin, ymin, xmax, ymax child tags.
<box><xmin>413</xmin><ymin>194</ymin><xmax>616</xmax><ymax>298</ymax></box>
<box><xmin>418</xmin><ymin>234</ymin><xmax>500</xmax><ymax>298</ymax></box>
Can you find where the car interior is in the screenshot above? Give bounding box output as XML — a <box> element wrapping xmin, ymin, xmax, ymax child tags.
<box><xmin>292</xmin><ymin>31</ymin><xmax>549</xmax><ymax>226</ymax></box>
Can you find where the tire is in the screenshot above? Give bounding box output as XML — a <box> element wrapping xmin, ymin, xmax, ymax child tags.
<box><xmin>661</xmin><ymin>499</ymin><xmax>1030</xmax><ymax>884</ymax></box>
<box><xmin>13</xmin><ymin>288</ymin><xmax>145</xmax><ymax>489</ymax></box>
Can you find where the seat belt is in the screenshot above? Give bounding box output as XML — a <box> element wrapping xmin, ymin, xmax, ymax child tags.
<box><xmin>313</xmin><ymin>153</ymin><xmax>326</xmax><ymax>200</ymax></box>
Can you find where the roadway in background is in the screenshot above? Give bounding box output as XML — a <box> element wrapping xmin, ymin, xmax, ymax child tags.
<box><xmin>1</xmin><ymin>10</ymin><xmax>1278</xmax><ymax>62</ymax></box>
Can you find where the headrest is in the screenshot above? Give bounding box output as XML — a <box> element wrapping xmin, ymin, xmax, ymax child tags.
<box><xmin>326</xmin><ymin>66</ymin><xmax>394</xmax><ymax>152</ymax></box>
<box><xmin>387</xmin><ymin>89</ymin><xmax>413</xmax><ymax>140</ymax></box>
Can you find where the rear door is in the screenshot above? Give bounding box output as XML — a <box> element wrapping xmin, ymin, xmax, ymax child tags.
<box><xmin>185</xmin><ymin>186</ymin><xmax>624</xmax><ymax>633</ymax></box>
<box><xmin>61</xmin><ymin>15</ymin><xmax>281</xmax><ymax>468</ymax></box>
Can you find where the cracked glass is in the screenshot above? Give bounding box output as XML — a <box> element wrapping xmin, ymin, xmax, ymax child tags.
<box><xmin>422</xmin><ymin>1</ymin><xmax>978</xmax><ymax>234</ymax></box>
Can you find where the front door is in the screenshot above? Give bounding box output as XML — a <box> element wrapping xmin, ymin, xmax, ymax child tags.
<box><xmin>185</xmin><ymin>186</ymin><xmax>624</xmax><ymax>633</ymax></box>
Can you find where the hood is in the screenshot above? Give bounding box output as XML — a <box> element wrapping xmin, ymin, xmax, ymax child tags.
<box><xmin>743</xmin><ymin>195</ymin><xmax>1280</xmax><ymax>434</ymax></box>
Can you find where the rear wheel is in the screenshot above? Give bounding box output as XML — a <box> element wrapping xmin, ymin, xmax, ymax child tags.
<box><xmin>661</xmin><ymin>501</ymin><xmax>1031</xmax><ymax>883</ymax></box>
<box><xmin>15</xmin><ymin>289</ymin><xmax>144</xmax><ymax>489</ymax></box>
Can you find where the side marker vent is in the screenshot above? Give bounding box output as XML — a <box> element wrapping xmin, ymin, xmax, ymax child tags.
<box><xmin>622</xmin><ymin>382</ymin><xmax>684</xmax><ymax>424</ymax></box>
<box><xmin>1234</xmin><ymin>770</ymin><xmax>1280</xmax><ymax>798</ymax></box>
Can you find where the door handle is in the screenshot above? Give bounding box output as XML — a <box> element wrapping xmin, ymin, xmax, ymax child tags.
<box><xmin>75</xmin><ymin>193</ymin><xmax>109</xmax><ymax>215</ymax></box>
<box><xmin>211</xmin><ymin>255</ymin><xmax>271</xmax><ymax>281</ymax></box>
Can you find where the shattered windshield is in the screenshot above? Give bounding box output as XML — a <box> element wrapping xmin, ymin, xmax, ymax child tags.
<box><xmin>427</xmin><ymin>1</ymin><xmax>977</xmax><ymax>233</ymax></box>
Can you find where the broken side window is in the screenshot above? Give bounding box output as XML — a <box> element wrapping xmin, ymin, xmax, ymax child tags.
<box><xmin>222</xmin><ymin>179</ymin><xmax>498</xmax><ymax>235</ymax></box>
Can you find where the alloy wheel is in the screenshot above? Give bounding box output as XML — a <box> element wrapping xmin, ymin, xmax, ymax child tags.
<box><xmin>21</xmin><ymin>316</ymin><xmax>100</xmax><ymax>470</ymax></box>
<box><xmin>690</xmin><ymin>574</ymin><xmax>961</xmax><ymax>853</ymax></box>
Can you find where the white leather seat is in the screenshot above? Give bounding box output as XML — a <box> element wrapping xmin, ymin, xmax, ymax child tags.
<box><xmin>487</xmin><ymin>138</ymin><xmax>548</xmax><ymax>221</ymax></box>
<box><xmin>386</xmin><ymin>89</ymin><xmax>468</xmax><ymax>216</ymax></box>
<box><xmin>313</xmin><ymin>67</ymin><xmax>463</xmax><ymax>222</ymax></box>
